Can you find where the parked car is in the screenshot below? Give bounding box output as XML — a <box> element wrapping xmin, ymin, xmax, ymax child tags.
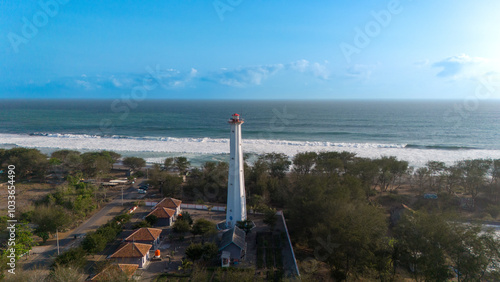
<box><xmin>138</xmin><ymin>189</ymin><xmax>147</xmax><ymax>194</ymax></box>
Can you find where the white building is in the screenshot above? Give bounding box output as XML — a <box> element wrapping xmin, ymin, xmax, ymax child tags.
<box><xmin>226</xmin><ymin>113</ymin><xmax>247</xmax><ymax>228</ymax></box>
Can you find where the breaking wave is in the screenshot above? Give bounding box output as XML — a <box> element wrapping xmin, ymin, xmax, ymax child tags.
<box><xmin>3</xmin><ymin>133</ymin><xmax>500</xmax><ymax>167</ymax></box>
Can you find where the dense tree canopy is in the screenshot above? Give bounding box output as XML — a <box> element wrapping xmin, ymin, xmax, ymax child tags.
<box><xmin>0</xmin><ymin>148</ymin><xmax>48</xmax><ymax>179</ymax></box>
<box><xmin>184</xmin><ymin>161</ymin><xmax>228</xmax><ymax>203</ymax></box>
<box><xmin>122</xmin><ymin>156</ymin><xmax>146</xmax><ymax>171</ymax></box>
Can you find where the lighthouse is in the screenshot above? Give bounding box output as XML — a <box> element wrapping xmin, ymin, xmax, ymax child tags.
<box><xmin>226</xmin><ymin>113</ymin><xmax>247</xmax><ymax>228</ymax></box>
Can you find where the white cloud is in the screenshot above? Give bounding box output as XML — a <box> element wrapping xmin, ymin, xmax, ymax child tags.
<box><xmin>345</xmin><ymin>64</ymin><xmax>376</xmax><ymax>80</ymax></box>
<box><xmin>74</xmin><ymin>79</ymin><xmax>95</xmax><ymax>90</ymax></box>
<box><xmin>213</xmin><ymin>59</ymin><xmax>330</xmax><ymax>87</ymax></box>
<box><xmin>31</xmin><ymin>60</ymin><xmax>331</xmax><ymax>91</ymax></box>
<box><xmin>216</xmin><ymin>64</ymin><xmax>284</xmax><ymax>87</ymax></box>
<box><xmin>288</xmin><ymin>59</ymin><xmax>330</xmax><ymax>79</ymax></box>
<box><xmin>433</xmin><ymin>54</ymin><xmax>487</xmax><ymax>78</ymax></box>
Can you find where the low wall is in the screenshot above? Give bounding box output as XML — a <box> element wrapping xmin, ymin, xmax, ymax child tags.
<box><xmin>180</xmin><ymin>203</ymin><xmax>226</xmax><ymax>212</ymax></box>
<box><xmin>277</xmin><ymin>210</ymin><xmax>300</xmax><ymax>277</ymax></box>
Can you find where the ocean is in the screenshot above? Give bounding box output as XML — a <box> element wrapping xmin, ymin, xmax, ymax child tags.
<box><xmin>0</xmin><ymin>99</ymin><xmax>499</xmax><ymax>167</ymax></box>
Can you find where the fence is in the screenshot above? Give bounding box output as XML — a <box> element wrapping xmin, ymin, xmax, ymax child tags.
<box><xmin>181</xmin><ymin>203</ymin><xmax>226</xmax><ymax>212</ymax></box>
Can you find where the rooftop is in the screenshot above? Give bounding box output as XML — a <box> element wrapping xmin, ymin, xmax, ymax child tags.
<box><xmin>155</xmin><ymin>197</ymin><xmax>182</xmax><ymax>209</ymax></box>
<box><xmin>125</xmin><ymin>228</ymin><xmax>162</xmax><ymax>242</ymax></box>
<box><xmin>147</xmin><ymin>207</ymin><xmax>176</xmax><ymax>219</ymax></box>
<box><xmin>90</xmin><ymin>264</ymin><xmax>138</xmax><ymax>281</ymax></box>
<box><xmin>109</xmin><ymin>242</ymin><xmax>152</xmax><ymax>258</ymax></box>
<box><xmin>219</xmin><ymin>226</ymin><xmax>246</xmax><ymax>251</ymax></box>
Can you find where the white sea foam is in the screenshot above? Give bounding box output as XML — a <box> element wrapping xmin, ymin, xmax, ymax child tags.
<box><xmin>2</xmin><ymin>133</ymin><xmax>500</xmax><ymax>167</ymax></box>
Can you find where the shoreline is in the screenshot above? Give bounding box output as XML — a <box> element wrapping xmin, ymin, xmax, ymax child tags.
<box><xmin>2</xmin><ymin>132</ymin><xmax>500</xmax><ymax>168</ymax></box>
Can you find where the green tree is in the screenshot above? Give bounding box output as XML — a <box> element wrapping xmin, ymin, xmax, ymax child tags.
<box><xmin>263</xmin><ymin>207</ymin><xmax>277</xmax><ymax>230</ymax></box>
<box><xmin>51</xmin><ymin>149</ymin><xmax>82</xmax><ymax>175</ymax></box>
<box><xmin>415</xmin><ymin>167</ymin><xmax>430</xmax><ymax>194</ymax></box>
<box><xmin>185</xmin><ymin>243</ymin><xmax>204</xmax><ymax>261</ymax></box>
<box><xmin>314</xmin><ymin>152</ymin><xmax>344</xmax><ymax>175</ymax></box>
<box><xmin>164</xmin><ymin>157</ymin><xmax>175</xmax><ymax>171</ymax></box>
<box><xmin>53</xmin><ymin>247</ymin><xmax>87</xmax><ymax>269</ymax></box>
<box><xmin>174</xmin><ymin>156</ymin><xmax>190</xmax><ymax>174</ymax></box>
<box><xmin>457</xmin><ymin>159</ymin><xmax>492</xmax><ymax>208</ymax></box>
<box><xmin>81</xmin><ymin>232</ymin><xmax>106</xmax><ymax>254</ymax></box>
<box><xmin>312</xmin><ymin>201</ymin><xmax>389</xmax><ymax>280</ymax></box>
<box><xmin>426</xmin><ymin>161</ymin><xmax>447</xmax><ymax>192</ymax></box>
<box><xmin>122</xmin><ymin>157</ymin><xmax>146</xmax><ymax>171</ymax></box>
<box><xmin>236</xmin><ymin>219</ymin><xmax>254</xmax><ymax>235</ymax></box>
<box><xmin>145</xmin><ymin>214</ymin><xmax>158</xmax><ymax>226</ymax></box>
<box><xmin>201</xmin><ymin>242</ymin><xmax>218</xmax><ymax>261</ymax></box>
<box><xmin>102</xmin><ymin>150</ymin><xmax>121</xmax><ymax>164</ymax></box>
<box><xmin>260</xmin><ymin>152</ymin><xmax>291</xmax><ymax>178</ymax></box>
<box><xmin>393</xmin><ymin>212</ymin><xmax>451</xmax><ymax>281</ymax></box>
<box><xmin>178</xmin><ymin>259</ymin><xmax>193</xmax><ymax>273</ymax></box>
<box><xmin>292</xmin><ymin>152</ymin><xmax>317</xmax><ymax>175</ymax></box>
<box><xmin>148</xmin><ymin>164</ymin><xmax>183</xmax><ymax>197</ymax></box>
<box><xmin>446</xmin><ymin>222</ymin><xmax>500</xmax><ymax>281</ymax></box>
<box><xmin>81</xmin><ymin>152</ymin><xmax>111</xmax><ymax>178</ymax></box>
<box><xmin>444</xmin><ymin>164</ymin><xmax>463</xmax><ymax>194</ymax></box>
<box><xmin>191</xmin><ymin>218</ymin><xmax>217</xmax><ymax>243</ymax></box>
<box><xmin>4</xmin><ymin>222</ymin><xmax>35</xmax><ymax>261</ymax></box>
<box><xmin>0</xmin><ymin>148</ymin><xmax>49</xmax><ymax>179</ymax></box>
<box><xmin>31</xmin><ymin>205</ymin><xmax>71</xmax><ymax>240</ymax></box>
<box><xmin>80</xmin><ymin>151</ymin><xmax>120</xmax><ymax>178</ymax></box>
<box><xmin>173</xmin><ymin>219</ymin><xmax>191</xmax><ymax>234</ymax></box>
<box><xmin>185</xmin><ymin>242</ymin><xmax>218</xmax><ymax>262</ymax></box>
<box><xmin>183</xmin><ymin>162</ymin><xmax>228</xmax><ymax>203</ymax></box>
<box><xmin>246</xmin><ymin>159</ymin><xmax>269</xmax><ymax>197</ymax></box>
<box><xmin>349</xmin><ymin>158</ymin><xmax>379</xmax><ymax>192</ymax></box>
<box><xmin>375</xmin><ymin>156</ymin><xmax>408</xmax><ymax>191</ymax></box>
<box><xmin>177</xmin><ymin>211</ymin><xmax>193</xmax><ymax>225</ymax></box>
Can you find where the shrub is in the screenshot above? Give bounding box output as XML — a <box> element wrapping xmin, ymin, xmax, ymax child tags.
<box><xmin>145</xmin><ymin>214</ymin><xmax>158</xmax><ymax>226</ymax></box>
<box><xmin>53</xmin><ymin>247</ymin><xmax>87</xmax><ymax>269</ymax></box>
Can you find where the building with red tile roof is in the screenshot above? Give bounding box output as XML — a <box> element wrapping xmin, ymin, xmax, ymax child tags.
<box><xmin>146</xmin><ymin>207</ymin><xmax>176</xmax><ymax>226</ymax></box>
<box><xmin>125</xmin><ymin>228</ymin><xmax>162</xmax><ymax>249</ymax></box>
<box><xmin>108</xmin><ymin>242</ymin><xmax>152</xmax><ymax>268</ymax></box>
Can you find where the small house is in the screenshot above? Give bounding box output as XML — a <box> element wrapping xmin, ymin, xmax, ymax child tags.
<box><xmin>155</xmin><ymin>197</ymin><xmax>182</xmax><ymax>216</ymax></box>
<box><xmin>108</xmin><ymin>242</ymin><xmax>152</xmax><ymax>268</ymax></box>
<box><xmin>89</xmin><ymin>263</ymin><xmax>138</xmax><ymax>281</ymax></box>
<box><xmin>124</xmin><ymin>228</ymin><xmax>162</xmax><ymax>249</ymax></box>
<box><xmin>219</xmin><ymin>226</ymin><xmax>246</xmax><ymax>265</ymax></box>
<box><xmin>146</xmin><ymin>207</ymin><xmax>176</xmax><ymax>227</ymax></box>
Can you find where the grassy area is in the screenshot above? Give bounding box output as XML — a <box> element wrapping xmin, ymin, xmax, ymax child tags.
<box><xmin>255</xmin><ymin>231</ymin><xmax>284</xmax><ymax>281</ymax></box>
<box><xmin>155</xmin><ymin>267</ymin><xmax>258</xmax><ymax>282</ymax></box>
<box><xmin>155</xmin><ymin>273</ymin><xmax>191</xmax><ymax>282</ymax></box>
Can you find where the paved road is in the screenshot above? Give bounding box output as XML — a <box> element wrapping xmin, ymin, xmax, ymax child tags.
<box><xmin>22</xmin><ymin>182</ymin><xmax>145</xmax><ymax>269</ymax></box>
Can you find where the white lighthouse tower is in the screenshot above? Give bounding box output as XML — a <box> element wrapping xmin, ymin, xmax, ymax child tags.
<box><xmin>226</xmin><ymin>113</ymin><xmax>247</xmax><ymax>228</ymax></box>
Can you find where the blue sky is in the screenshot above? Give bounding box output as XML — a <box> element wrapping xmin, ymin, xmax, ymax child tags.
<box><xmin>1</xmin><ymin>0</ymin><xmax>500</xmax><ymax>100</ymax></box>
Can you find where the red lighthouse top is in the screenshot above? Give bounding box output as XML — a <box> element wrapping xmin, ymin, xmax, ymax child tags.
<box><xmin>229</xmin><ymin>113</ymin><xmax>244</xmax><ymax>124</ymax></box>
